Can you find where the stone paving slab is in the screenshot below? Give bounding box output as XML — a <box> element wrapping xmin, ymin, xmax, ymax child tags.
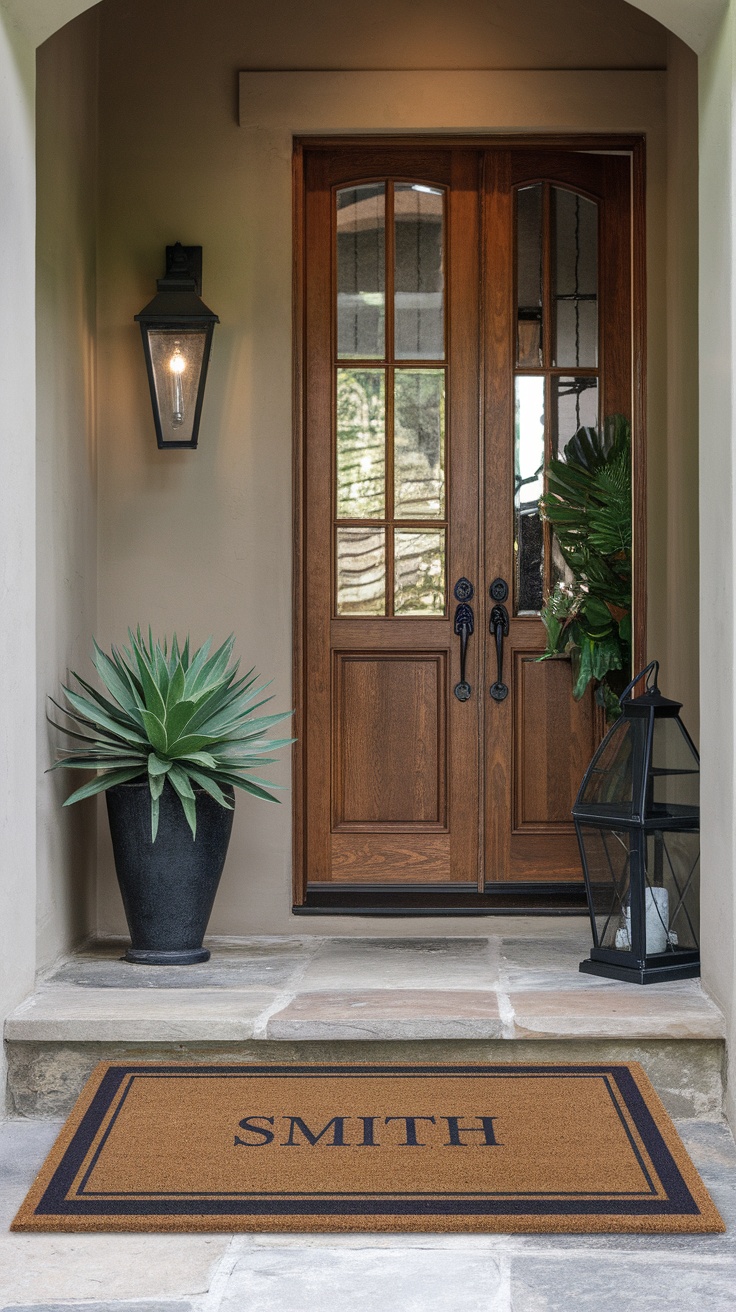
<box><xmin>43</xmin><ymin>938</ymin><xmax>316</xmax><ymax>991</ymax></box>
<box><xmin>509</xmin><ymin>1254</ymin><xmax>736</xmax><ymax>1311</ymax></box>
<box><xmin>297</xmin><ymin>937</ymin><xmax>500</xmax><ymax>992</ymax></box>
<box><xmin>4</xmin><ymin>988</ymin><xmax>278</xmax><ymax>1043</ymax></box>
<box><xmin>509</xmin><ymin>986</ymin><xmax>725</xmax><ymax>1040</ymax></box>
<box><xmin>217</xmin><ymin>1248</ymin><xmax>507</xmax><ymax>1311</ymax></box>
<box><xmin>265</xmin><ymin>988</ymin><xmax>505</xmax><ymax>1040</ymax></box>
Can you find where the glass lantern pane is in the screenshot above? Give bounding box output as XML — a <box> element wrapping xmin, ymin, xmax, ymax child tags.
<box><xmin>578</xmin><ymin>824</ymin><xmax>633</xmax><ymax>951</ymax></box>
<box><xmin>577</xmin><ymin>717</ymin><xmax>648</xmax><ymax>817</ymax></box>
<box><xmin>394</xmin><ymin>369</ymin><xmax>445</xmax><ymax>519</ymax></box>
<box><xmin>146</xmin><ymin>328</ymin><xmax>207</xmax><ymax>445</ymax></box>
<box><xmin>552</xmin><ymin>187</ymin><xmax>598</xmax><ymax>368</ymax></box>
<box><xmin>394</xmin><ymin>184</ymin><xmax>444</xmax><ymax>360</ymax></box>
<box><xmin>648</xmin><ymin>717</ymin><xmax>700</xmax><ymax>818</ymax></box>
<box><xmin>337</xmin><ymin>185</ymin><xmax>386</xmax><ymax>359</ymax></box>
<box><xmin>336</xmin><ymin>369</ymin><xmax>386</xmax><ymax>519</ymax></box>
<box><xmin>645</xmin><ymin>831</ymin><xmax>700</xmax><ymax>952</ymax></box>
<box><xmin>516</xmin><ymin>184</ymin><xmax>543</xmax><ymax>367</ymax></box>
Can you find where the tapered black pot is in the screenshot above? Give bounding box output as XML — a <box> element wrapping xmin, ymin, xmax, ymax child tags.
<box><xmin>105</xmin><ymin>779</ymin><xmax>235</xmax><ymax>965</ymax></box>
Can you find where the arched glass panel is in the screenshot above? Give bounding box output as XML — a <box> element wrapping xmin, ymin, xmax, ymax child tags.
<box><xmin>394</xmin><ymin>184</ymin><xmax>445</xmax><ymax>360</ymax></box>
<box><xmin>337</xmin><ymin>184</ymin><xmax>386</xmax><ymax>359</ymax></box>
<box><xmin>553</xmin><ymin>187</ymin><xmax>598</xmax><ymax>368</ymax></box>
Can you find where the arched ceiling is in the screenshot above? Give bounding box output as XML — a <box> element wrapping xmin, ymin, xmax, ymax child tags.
<box><xmin>0</xmin><ymin>0</ymin><xmax>727</xmax><ymax>59</ymax></box>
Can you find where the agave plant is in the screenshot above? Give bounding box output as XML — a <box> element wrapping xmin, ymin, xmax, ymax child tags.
<box><xmin>49</xmin><ymin>630</ymin><xmax>293</xmax><ymax>839</ymax></box>
<box><xmin>539</xmin><ymin>415</ymin><xmax>632</xmax><ymax>717</ymax></box>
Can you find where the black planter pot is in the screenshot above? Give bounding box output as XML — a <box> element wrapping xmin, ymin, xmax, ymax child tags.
<box><xmin>105</xmin><ymin>778</ymin><xmax>235</xmax><ymax>965</ymax></box>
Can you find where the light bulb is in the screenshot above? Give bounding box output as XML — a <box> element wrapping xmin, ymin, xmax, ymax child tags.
<box><xmin>169</xmin><ymin>341</ymin><xmax>186</xmax><ymax>427</ymax></box>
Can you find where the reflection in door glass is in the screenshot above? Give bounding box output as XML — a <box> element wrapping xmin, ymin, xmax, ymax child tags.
<box><xmin>394</xmin><ymin>185</ymin><xmax>444</xmax><ymax>360</ymax></box>
<box><xmin>552</xmin><ymin>376</ymin><xmax>599</xmax><ymax>459</ymax></box>
<box><xmin>551</xmin><ymin>376</ymin><xmax>599</xmax><ymax>588</ymax></box>
<box><xmin>394</xmin><ymin>529</ymin><xmax>445</xmax><ymax>614</ymax></box>
<box><xmin>394</xmin><ymin>370</ymin><xmax>445</xmax><ymax>519</ymax></box>
<box><xmin>337</xmin><ymin>185</ymin><xmax>386</xmax><ymax>359</ymax></box>
<box><xmin>553</xmin><ymin>187</ymin><xmax>598</xmax><ymax>368</ymax></box>
<box><xmin>336</xmin><ymin>370</ymin><xmax>386</xmax><ymax>519</ymax></box>
<box><xmin>336</xmin><ymin>528</ymin><xmax>386</xmax><ymax>615</ymax></box>
<box><xmin>514</xmin><ymin>376</ymin><xmax>545</xmax><ymax>614</ymax></box>
<box><xmin>516</xmin><ymin>184</ymin><xmax>543</xmax><ymax>367</ymax></box>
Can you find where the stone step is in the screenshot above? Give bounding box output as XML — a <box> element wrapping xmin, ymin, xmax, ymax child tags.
<box><xmin>4</xmin><ymin>930</ymin><xmax>726</xmax><ymax>1120</ymax></box>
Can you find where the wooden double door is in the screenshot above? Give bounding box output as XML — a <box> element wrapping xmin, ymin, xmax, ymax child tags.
<box><xmin>295</xmin><ymin>140</ymin><xmax>635</xmax><ymax>909</ymax></box>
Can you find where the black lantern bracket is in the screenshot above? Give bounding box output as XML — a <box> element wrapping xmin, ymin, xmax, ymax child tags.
<box><xmin>165</xmin><ymin>245</ymin><xmax>202</xmax><ymax>295</ymax></box>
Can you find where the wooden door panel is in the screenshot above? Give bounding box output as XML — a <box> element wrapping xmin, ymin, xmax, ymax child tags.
<box><xmin>330</xmin><ymin>833</ymin><xmax>451</xmax><ymax>882</ymax></box>
<box><xmin>512</xmin><ymin>649</ymin><xmax>597</xmax><ymax>830</ymax></box>
<box><xmin>333</xmin><ymin>652</ymin><xmax>447</xmax><ymax>827</ymax></box>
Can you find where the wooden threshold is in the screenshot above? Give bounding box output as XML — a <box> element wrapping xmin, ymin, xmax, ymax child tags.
<box><xmin>295</xmin><ymin>882</ymin><xmax>589</xmax><ymax>915</ymax></box>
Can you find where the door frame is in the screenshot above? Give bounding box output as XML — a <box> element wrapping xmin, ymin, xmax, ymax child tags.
<box><xmin>291</xmin><ymin>133</ymin><xmax>647</xmax><ymax>914</ymax></box>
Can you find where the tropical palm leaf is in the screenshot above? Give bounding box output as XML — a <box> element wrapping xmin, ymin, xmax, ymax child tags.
<box><xmin>539</xmin><ymin>415</ymin><xmax>632</xmax><ymax>714</ymax></box>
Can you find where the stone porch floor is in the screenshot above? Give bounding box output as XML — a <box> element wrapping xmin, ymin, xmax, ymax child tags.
<box><xmin>3</xmin><ymin>922</ymin><xmax>727</xmax><ymax>1117</ymax></box>
<box><xmin>2</xmin><ymin>925</ymin><xmax>734</xmax><ymax>1309</ymax></box>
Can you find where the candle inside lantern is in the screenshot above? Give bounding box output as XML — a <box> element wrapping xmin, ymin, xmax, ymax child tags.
<box><xmin>169</xmin><ymin>341</ymin><xmax>186</xmax><ymax>427</ymax></box>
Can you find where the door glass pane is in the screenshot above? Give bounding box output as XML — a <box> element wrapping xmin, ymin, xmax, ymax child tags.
<box><xmin>553</xmin><ymin>187</ymin><xmax>598</xmax><ymax>367</ymax></box>
<box><xmin>337</xmin><ymin>185</ymin><xmax>385</xmax><ymax>359</ymax></box>
<box><xmin>394</xmin><ymin>529</ymin><xmax>445</xmax><ymax>615</ymax></box>
<box><xmin>336</xmin><ymin>528</ymin><xmax>386</xmax><ymax>615</ymax></box>
<box><xmin>394</xmin><ymin>184</ymin><xmax>444</xmax><ymax>360</ymax></box>
<box><xmin>336</xmin><ymin>369</ymin><xmax>385</xmax><ymax>519</ymax></box>
<box><xmin>550</xmin><ymin>377</ymin><xmax>599</xmax><ymax>586</ymax></box>
<box><xmin>516</xmin><ymin>184</ymin><xmax>543</xmax><ymax>367</ymax></box>
<box><xmin>552</xmin><ymin>376</ymin><xmax>599</xmax><ymax>458</ymax></box>
<box><xmin>514</xmin><ymin>376</ymin><xmax>545</xmax><ymax>614</ymax></box>
<box><xmin>394</xmin><ymin>369</ymin><xmax>445</xmax><ymax>519</ymax></box>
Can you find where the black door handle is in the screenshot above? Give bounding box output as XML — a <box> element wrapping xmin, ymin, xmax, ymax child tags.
<box><xmin>453</xmin><ymin>577</ymin><xmax>474</xmax><ymax>702</ymax></box>
<box><xmin>489</xmin><ymin>577</ymin><xmax>509</xmax><ymax>702</ymax></box>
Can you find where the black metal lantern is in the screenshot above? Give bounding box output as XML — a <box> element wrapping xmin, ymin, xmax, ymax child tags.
<box><xmin>135</xmin><ymin>243</ymin><xmax>219</xmax><ymax>449</ymax></box>
<box><xmin>574</xmin><ymin>662</ymin><xmax>700</xmax><ymax>984</ymax></box>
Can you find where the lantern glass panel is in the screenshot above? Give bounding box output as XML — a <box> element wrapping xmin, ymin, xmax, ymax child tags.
<box><xmin>577</xmin><ymin>824</ymin><xmax>633</xmax><ymax>950</ymax></box>
<box><xmin>576</xmin><ymin>716</ymin><xmax>647</xmax><ymax>817</ymax></box>
<box><xmin>647</xmin><ymin>717</ymin><xmax>700</xmax><ymax>818</ymax></box>
<box><xmin>146</xmin><ymin>328</ymin><xmax>207</xmax><ymax>445</ymax></box>
<box><xmin>645</xmin><ymin>830</ymin><xmax>700</xmax><ymax>951</ymax></box>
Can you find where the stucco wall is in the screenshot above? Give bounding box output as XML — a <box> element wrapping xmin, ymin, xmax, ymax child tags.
<box><xmin>35</xmin><ymin>6</ymin><xmax>99</xmax><ymax>971</ymax></box>
<box><xmin>88</xmin><ymin>0</ymin><xmax>694</xmax><ymax>938</ymax></box>
<box><xmin>698</xmin><ymin>0</ymin><xmax>736</xmax><ymax>1129</ymax></box>
<box><xmin>0</xmin><ymin>7</ymin><xmax>37</xmax><ymax>1106</ymax></box>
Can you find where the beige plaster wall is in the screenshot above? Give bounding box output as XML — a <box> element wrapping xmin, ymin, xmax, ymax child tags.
<box><xmin>90</xmin><ymin>0</ymin><xmax>696</xmax><ymax>939</ymax></box>
<box><xmin>661</xmin><ymin>34</ymin><xmax>700</xmax><ymax>740</ymax></box>
<box><xmin>698</xmin><ymin>0</ymin><xmax>736</xmax><ymax>1129</ymax></box>
<box><xmin>35</xmin><ymin>6</ymin><xmax>99</xmax><ymax>971</ymax></box>
<box><xmin>0</xmin><ymin>7</ymin><xmax>38</xmax><ymax>1108</ymax></box>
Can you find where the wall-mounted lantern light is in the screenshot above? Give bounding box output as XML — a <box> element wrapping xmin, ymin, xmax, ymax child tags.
<box><xmin>135</xmin><ymin>243</ymin><xmax>219</xmax><ymax>449</ymax></box>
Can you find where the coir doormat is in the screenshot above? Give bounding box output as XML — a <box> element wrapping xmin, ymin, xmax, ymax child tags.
<box><xmin>12</xmin><ymin>1062</ymin><xmax>724</xmax><ymax>1234</ymax></box>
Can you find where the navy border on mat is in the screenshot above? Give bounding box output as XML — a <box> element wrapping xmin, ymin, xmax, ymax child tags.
<box><xmin>34</xmin><ymin>1064</ymin><xmax>702</xmax><ymax>1219</ymax></box>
